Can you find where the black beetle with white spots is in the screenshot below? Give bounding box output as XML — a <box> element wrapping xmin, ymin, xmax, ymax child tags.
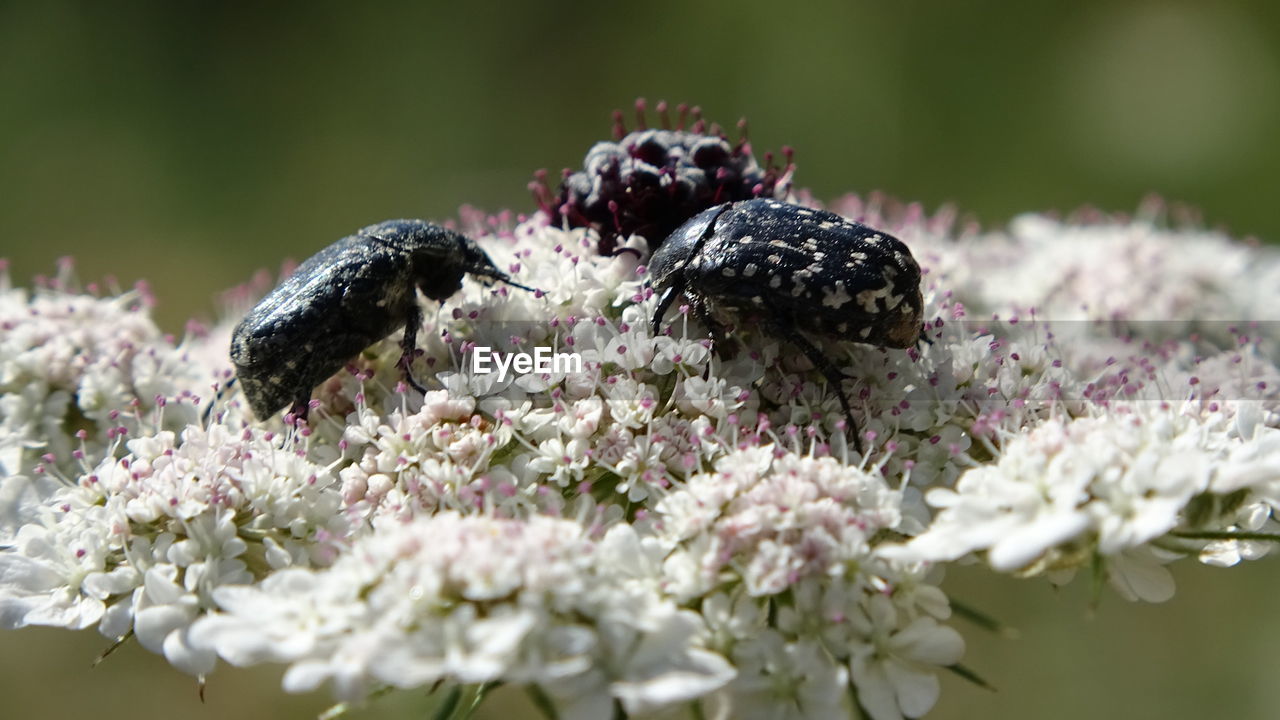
<box><xmin>648</xmin><ymin>198</ymin><xmax>925</xmax><ymax>453</ymax></box>
<box><xmin>230</xmin><ymin>219</ymin><xmax>534</xmax><ymax>421</ymax></box>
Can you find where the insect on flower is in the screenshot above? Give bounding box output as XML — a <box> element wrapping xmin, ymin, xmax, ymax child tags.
<box><xmin>230</xmin><ymin>219</ymin><xmax>534</xmax><ymax>421</ymax></box>
<box><xmin>648</xmin><ymin>199</ymin><xmax>924</xmax><ymax>452</ymax></box>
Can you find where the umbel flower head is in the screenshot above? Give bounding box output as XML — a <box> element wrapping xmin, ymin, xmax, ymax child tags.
<box><xmin>532</xmin><ymin>98</ymin><xmax>795</xmax><ymax>256</ymax></box>
<box><xmin>1</xmin><ymin>184</ymin><xmax>1278</xmax><ymax>720</ymax></box>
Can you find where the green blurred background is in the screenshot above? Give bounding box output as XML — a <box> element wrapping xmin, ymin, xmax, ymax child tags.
<box><xmin>3</xmin><ymin>1</ymin><xmax>1280</xmax><ymax>718</ymax></box>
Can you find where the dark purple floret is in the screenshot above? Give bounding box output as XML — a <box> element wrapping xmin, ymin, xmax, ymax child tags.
<box><xmin>532</xmin><ymin>99</ymin><xmax>795</xmax><ymax>256</ymax></box>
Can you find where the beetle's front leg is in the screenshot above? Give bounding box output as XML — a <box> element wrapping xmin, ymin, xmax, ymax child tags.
<box><xmin>285</xmin><ymin>397</ymin><xmax>311</xmax><ymax>426</ymax></box>
<box><xmin>687</xmin><ymin>295</ymin><xmax>737</xmax><ymax>360</ymax></box>
<box><xmin>397</xmin><ymin>303</ymin><xmax>430</xmax><ymax>395</ymax></box>
<box><xmin>651</xmin><ymin>282</ymin><xmax>684</xmax><ymax>336</ymax></box>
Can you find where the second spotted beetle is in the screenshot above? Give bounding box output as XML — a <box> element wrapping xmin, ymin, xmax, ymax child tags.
<box><xmin>648</xmin><ymin>199</ymin><xmax>924</xmax><ymax>453</ymax></box>
<box><xmin>230</xmin><ymin>219</ymin><xmax>534</xmax><ymax>421</ymax></box>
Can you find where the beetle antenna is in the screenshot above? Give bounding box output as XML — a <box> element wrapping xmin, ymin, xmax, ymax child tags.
<box><xmin>473</xmin><ymin>267</ymin><xmax>538</xmax><ymax>294</ymax></box>
<box><xmin>503</xmin><ymin>278</ymin><xmax>539</xmax><ymax>294</ymax></box>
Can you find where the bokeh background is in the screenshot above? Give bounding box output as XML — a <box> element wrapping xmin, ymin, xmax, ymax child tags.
<box><xmin>3</xmin><ymin>1</ymin><xmax>1280</xmax><ymax>719</ymax></box>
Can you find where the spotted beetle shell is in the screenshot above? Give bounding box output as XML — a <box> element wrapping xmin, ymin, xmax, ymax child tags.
<box><xmin>651</xmin><ymin>199</ymin><xmax>923</xmax><ymax>348</ymax></box>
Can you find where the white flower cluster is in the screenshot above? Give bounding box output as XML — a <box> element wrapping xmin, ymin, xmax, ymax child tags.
<box><xmin>1</xmin><ymin>197</ymin><xmax>1277</xmax><ymax>720</ymax></box>
<box><xmin>0</xmin><ymin>263</ymin><xmax>204</xmax><ymax>482</ymax></box>
<box><xmin>190</xmin><ymin>513</ymin><xmax>735</xmax><ymax>719</ymax></box>
<box><xmin>893</xmin><ymin>403</ymin><xmax>1280</xmax><ymax>602</ymax></box>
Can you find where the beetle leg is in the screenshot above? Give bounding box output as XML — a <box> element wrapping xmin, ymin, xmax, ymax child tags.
<box><xmin>201</xmin><ymin>376</ymin><xmax>236</xmax><ymax>426</ymax></box>
<box><xmin>689</xmin><ymin>296</ymin><xmax>736</xmax><ymax>359</ymax></box>
<box><xmin>608</xmin><ymin>245</ymin><xmax>644</xmax><ymax>260</ymax></box>
<box><xmin>687</xmin><ymin>295</ymin><xmax>730</xmax><ymax>380</ymax></box>
<box><xmin>398</xmin><ymin>304</ymin><xmax>430</xmax><ymax>395</ymax></box>
<box><xmin>285</xmin><ymin>397</ymin><xmax>310</xmax><ymax>426</ymax></box>
<box><xmin>690</xmin><ymin>296</ymin><xmax>721</xmax><ymax>345</ymax></box>
<box><xmin>650</xmin><ymin>282</ymin><xmax>684</xmax><ymax>335</ymax></box>
<box><xmin>767</xmin><ymin>316</ymin><xmax>865</xmax><ymax>455</ymax></box>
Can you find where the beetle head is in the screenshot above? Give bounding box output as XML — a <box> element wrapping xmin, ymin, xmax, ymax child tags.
<box><xmin>413</xmin><ymin>231</ymin><xmax>536</xmax><ymax>299</ymax></box>
<box><xmin>413</xmin><ymin>258</ymin><xmax>467</xmax><ymax>300</ymax></box>
<box><xmin>648</xmin><ymin>202</ymin><xmax>731</xmax><ymax>290</ymax></box>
